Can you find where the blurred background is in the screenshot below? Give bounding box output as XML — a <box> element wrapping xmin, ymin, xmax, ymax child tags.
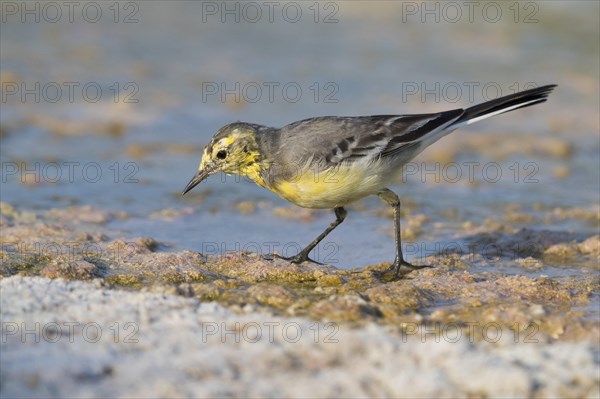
<box><xmin>1</xmin><ymin>1</ymin><xmax>598</xmax><ymax>267</ymax></box>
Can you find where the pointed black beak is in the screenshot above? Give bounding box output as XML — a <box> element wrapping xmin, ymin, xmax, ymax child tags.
<box><xmin>182</xmin><ymin>169</ymin><xmax>211</xmax><ymax>195</ymax></box>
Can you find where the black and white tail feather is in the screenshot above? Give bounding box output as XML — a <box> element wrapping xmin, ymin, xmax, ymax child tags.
<box><xmin>317</xmin><ymin>84</ymin><xmax>556</xmax><ymax>166</ymax></box>
<box><xmin>389</xmin><ymin>83</ymin><xmax>557</xmax><ymax>159</ymax></box>
<box><xmin>453</xmin><ymin>84</ymin><xmax>556</xmax><ymax>128</ymax></box>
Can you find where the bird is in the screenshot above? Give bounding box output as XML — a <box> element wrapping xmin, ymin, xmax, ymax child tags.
<box><xmin>183</xmin><ymin>84</ymin><xmax>556</xmax><ymax>278</ymax></box>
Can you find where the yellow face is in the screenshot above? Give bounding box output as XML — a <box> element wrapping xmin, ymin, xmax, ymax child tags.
<box><xmin>182</xmin><ymin>124</ymin><xmax>266</xmax><ymax>195</ymax></box>
<box><xmin>199</xmin><ymin>130</ymin><xmax>252</xmax><ymax>175</ymax></box>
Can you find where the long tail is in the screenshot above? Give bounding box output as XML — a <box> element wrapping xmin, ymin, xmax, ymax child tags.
<box><xmin>451</xmin><ymin>84</ymin><xmax>557</xmax><ymax>129</ymax></box>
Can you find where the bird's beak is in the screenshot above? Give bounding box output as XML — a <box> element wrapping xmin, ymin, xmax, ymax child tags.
<box><xmin>182</xmin><ymin>167</ymin><xmax>213</xmax><ymax>195</ymax></box>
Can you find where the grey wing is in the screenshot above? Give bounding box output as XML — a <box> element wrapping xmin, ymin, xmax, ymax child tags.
<box><xmin>277</xmin><ymin>110</ymin><xmax>464</xmax><ymax>167</ymax></box>
<box><xmin>281</xmin><ymin>109</ymin><xmax>464</xmax><ymax>166</ymax></box>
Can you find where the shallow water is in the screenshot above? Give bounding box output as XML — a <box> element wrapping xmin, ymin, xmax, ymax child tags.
<box><xmin>1</xmin><ymin>1</ymin><xmax>598</xmax><ymax>269</ymax></box>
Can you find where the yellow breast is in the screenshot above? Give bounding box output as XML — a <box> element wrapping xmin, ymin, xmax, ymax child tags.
<box><xmin>269</xmin><ymin>163</ymin><xmax>387</xmax><ymax>209</ymax></box>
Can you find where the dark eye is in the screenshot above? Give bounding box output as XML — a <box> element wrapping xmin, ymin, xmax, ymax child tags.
<box><xmin>216</xmin><ymin>150</ymin><xmax>227</xmax><ymax>160</ymax></box>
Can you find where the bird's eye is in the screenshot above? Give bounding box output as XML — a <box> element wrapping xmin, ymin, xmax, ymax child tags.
<box><xmin>216</xmin><ymin>150</ymin><xmax>227</xmax><ymax>160</ymax></box>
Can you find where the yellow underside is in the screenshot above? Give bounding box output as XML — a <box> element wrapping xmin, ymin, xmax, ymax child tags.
<box><xmin>268</xmin><ymin>164</ymin><xmax>387</xmax><ymax>209</ymax></box>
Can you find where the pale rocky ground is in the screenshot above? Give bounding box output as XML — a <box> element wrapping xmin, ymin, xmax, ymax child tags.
<box><xmin>2</xmin><ymin>276</ymin><xmax>599</xmax><ymax>399</ymax></box>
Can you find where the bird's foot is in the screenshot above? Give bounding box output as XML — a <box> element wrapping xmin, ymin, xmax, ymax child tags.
<box><xmin>392</xmin><ymin>259</ymin><xmax>432</xmax><ymax>279</ymax></box>
<box><xmin>376</xmin><ymin>259</ymin><xmax>432</xmax><ymax>280</ymax></box>
<box><xmin>263</xmin><ymin>252</ymin><xmax>323</xmax><ymax>265</ymax></box>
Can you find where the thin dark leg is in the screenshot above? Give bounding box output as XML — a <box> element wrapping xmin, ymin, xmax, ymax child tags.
<box><xmin>266</xmin><ymin>207</ymin><xmax>347</xmax><ymax>264</ymax></box>
<box><xmin>377</xmin><ymin>188</ymin><xmax>431</xmax><ymax>278</ymax></box>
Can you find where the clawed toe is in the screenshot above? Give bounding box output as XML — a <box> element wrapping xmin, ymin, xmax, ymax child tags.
<box><xmin>392</xmin><ymin>260</ymin><xmax>432</xmax><ymax>279</ymax></box>
<box><xmin>263</xmin><ymin>253</ymin><xmax>322</xmax><ymax>265</ymax></box>
<box><xmin>374</xmin><ymin>260</ymin><xmax>432</xmax><ymax>280</ymax></box>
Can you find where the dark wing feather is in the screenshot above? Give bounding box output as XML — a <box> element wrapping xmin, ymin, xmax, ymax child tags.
<box><xmin>317</xmin><ymin>111</ymin><xmax>463</xmax><ymax>165</ymax></box>
<box><xmin>379</xmin><ymin>109</ymin><xmax>463</xmax><ymax>158</ymax></box>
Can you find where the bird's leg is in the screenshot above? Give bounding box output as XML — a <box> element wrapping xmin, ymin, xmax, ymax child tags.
<box><xmin>265</xmin><ymin>207</ymin><xmax>347</xmax><ymax>264</ymax></box>
<box><xmin>377</xmin><ymin>188</ymin><xmax>432</xmax><ymax>279</ymax></box>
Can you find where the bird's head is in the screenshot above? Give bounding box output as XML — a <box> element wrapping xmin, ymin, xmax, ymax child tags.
<box><xmin>182</xmin><ymin>122</ymin><xmax>265</xmax><ymax>195</ymax></box>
